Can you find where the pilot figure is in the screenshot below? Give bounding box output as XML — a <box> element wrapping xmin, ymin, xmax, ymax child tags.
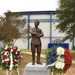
<box><xmin>30</xmin><ymin>20</ymin><xmax>44</xmax><ymax>65</ymax></box>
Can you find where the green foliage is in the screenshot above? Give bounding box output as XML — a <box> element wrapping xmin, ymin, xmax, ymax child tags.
<box><xmin>7</xmin><ymin>42</ymin><xmax>14</xmax><ymax>46</ymax></box>
<box><xmin>0</xmin><ymin>11</ymin><xmax>26</xmax><ymax>43</ymax></box>
<box><xmin>56</xmin><ymin>0</ymin><xmax>75</xmax><ymax>41</ymax></box>
<box><xmin>45</xmin><ymin>48</ymin><xmax>51</xmax><ymax>64</ymax></box>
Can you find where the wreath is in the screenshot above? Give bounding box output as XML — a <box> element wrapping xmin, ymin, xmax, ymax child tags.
<box><xmin>0</xmin><ymin>45</ymin><xmax>22</xmax><ymax>70</ymax></box>
<box><xmin>45</xmin><ymin>46</ymin><xmax>72</xmax><ymax>74</ymax></box>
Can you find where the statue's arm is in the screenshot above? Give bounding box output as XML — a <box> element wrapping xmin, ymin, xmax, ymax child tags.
<box><xmin>30</xmin><ymin>28</ymin><xmax>37</xmax><ymax>35</ymax></box>
<box><xmin>38</xmin><ymin>30</ymin><xmax>44</xmax><ymax>37</ymax></box>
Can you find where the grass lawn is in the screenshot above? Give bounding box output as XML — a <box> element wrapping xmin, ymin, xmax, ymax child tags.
<box><xmin>0</xmin><ymin>49</ymin><xmax>75</xmax><ymax>75</ymax></box>
<box><xmin>0</xmin><ymin>52</ymin><xmax>45</xmax><ymax>75</ymax></box>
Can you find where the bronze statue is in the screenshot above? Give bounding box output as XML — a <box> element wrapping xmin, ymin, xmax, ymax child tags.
<box><xmin>30</xmin><ymin>20</ymin><xmax>44</xmax><ymax>65</ymax></box>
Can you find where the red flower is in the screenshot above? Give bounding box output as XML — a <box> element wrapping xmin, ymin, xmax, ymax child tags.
<box><xmin>2</xmin><ymin>55</ymin><xmax>7</xmax><ymax>60</ymax></box>
<box><xmin>4</xmin><ymin>61</ymin><xmax>7</xmax><ymax>64</ymax></box>
<box><xmin>13</xmin><ymin>61</ymin><xmax>17</xmax><ymax>65</ymax></box>
<box><xmin>64</xmin><ymin>59</ymin><xmax>72</xmax><ymax>65</ymax></box>
<box><xmin>8</xmin><ymin>61</ymin><xmax>10</xmax><ymax>65</ymax></box>
<box><xmin>7</xmin><ymin>47</ymin><xmax>11</xmax><ymax>52</ymax></box>
<box><xmin>13</xmin><ymin>49</ymin><xmax>17</xmax><ymax>52</ymax></box>
<box><xmin>64</xmin><ymin>49</ymin><xmax>72</xmax><ymax>60</ymax></box>
<box><xmin>18</xmin><ymin>59</ymin><xmax>21</xmax><ymax>62</ymax></box>
<box><xmin>64</xmin><ymin>65</ymin><xmax>70</xmax><ymax>70</ymax></box>
<box><xmin>18</xmin><ymin>55</ymin><xmax>21</xmax><ymax>59</ymax></box>
<box><xmin>17</xmin><ymin>51</ymin><xmax>20</xmax><ymax>55</ymax></box>
<box><xmin>63</xmin><ymin>48</ymin><xmax>72</xmax><ymax>70</ymax></box>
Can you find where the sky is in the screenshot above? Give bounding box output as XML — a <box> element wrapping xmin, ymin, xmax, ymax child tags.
<box><xmin>0</xmin><ymin>0</ymin><xmax>58</xmax><ymax>16</ymax></box>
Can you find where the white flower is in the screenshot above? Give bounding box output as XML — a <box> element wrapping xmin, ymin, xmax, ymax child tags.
<box><xmin>55</xmin><ymin>61</ymin><xmax>65</xmax><ymax>69</ymax></box>
<box><xmin>1</xmin><ymin>51</ymin><xmax>4</xmax><ymax>54</ymax></box>
<box><xmin>4</xmin><ymin>51</ymin><xmax>9</xmax><ymax>56</ymax></box>
<box><xmin>14</xmin><ymin>59</ymin><xmax>17</xmax><ymax>61</ymax></box>
<box><xmin>15</xmin><ymin>64</ymin><xmax>19</xmax><ymax>66</ymax></box>
<box><xmin>17</xmin><ymin>49</ymin><xmax>20</xmax><ymax>51</ymax></box>
<box><xmin>2</xmin><ymin>60</ymin><xmax>5</xmax><ymax>63</ymax></box>
<box><xmin>5</xmin><ymin>58</ymin><xmax>10</xmax><ymax>61</ymax></box>
<box><xmin>11</xmin><ymin>49</ymin><xmax>13</xmax><ymax>52</ymax></box>
<box><xmin>57</xmin><ymin>47</ymin><xmax>65</xmax><ymax>55</ymax></box>
<box><xmin>16</xmin><ymin>52</ymin><xmax>18</xmax><ymax>54</ymax></box>
<box><xmin>2</xmin><ymin>60</ymin><xmax>4</xmax><ymax>62</ymax></box>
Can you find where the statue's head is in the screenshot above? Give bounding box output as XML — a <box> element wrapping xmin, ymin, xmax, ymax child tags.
<box><xmin>34</xmin><ymin>20</ymin><xmax>40</xmax><ymax>27</ymax></box>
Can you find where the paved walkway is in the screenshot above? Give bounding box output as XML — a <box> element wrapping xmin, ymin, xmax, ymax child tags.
<box><xmin>22</xmin><ymin>51</ymin><xmax>45</xmax><ymax>58</ymax></box>
<box><xmin>22</xmin><ymin>51</ymin><xmax>75</xmax><ymax>64</ymax></box>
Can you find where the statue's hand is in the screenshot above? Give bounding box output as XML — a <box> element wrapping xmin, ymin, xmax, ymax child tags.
<box><xmin>35</xmin><ymin>33</ymin><xmax>40</xmax><ymax>37</ymax></box>
<box><xmin>34</xmin><ymin>32</ymin><xmax>38</xmax><ymax>35</ymax></box>
<box><xmin>36</xmin><ymin>34</ymin><xmax>40</xmax><ymax>37</ymax></box>
<box><xmin>36</xmin><ymin>33</ymin><xmax>43</xmax><ymax>37</ymax></box>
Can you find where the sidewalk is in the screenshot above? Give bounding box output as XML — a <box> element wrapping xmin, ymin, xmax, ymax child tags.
<box><xmin>22</xmin><ymin>51</ymin><xmax>45</xmax><ymax>58</ymax></box>
<box><xmin>22</xmin><ymin>51</ymin><xmax>75</xmax><ymax>64</ymax></box>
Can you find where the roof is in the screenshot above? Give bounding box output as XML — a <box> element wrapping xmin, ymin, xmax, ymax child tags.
<box><xmin>15</xmin><ymin>11</ymin><xmax>56</xmax><ymax>15</ymax></box>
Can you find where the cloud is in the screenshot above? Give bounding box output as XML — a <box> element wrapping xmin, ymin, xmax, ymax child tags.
<box><xmin>0</xmin><ymin>0</ymin><xmax>58</xmax><ymax>16</ymax></box>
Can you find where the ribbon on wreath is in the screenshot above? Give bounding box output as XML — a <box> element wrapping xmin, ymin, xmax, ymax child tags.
<box><xmin>46</xmin><ymin>55</ymin><xmax>65</xmax><ymax>75</ymax></box>
<box><xmin>46</xmin><ymin>55</ymin><xmax>65</xmax><ymax>68</ymax></box>
<box><xmin>5</xmin><ymin>46</ymin><xmax>13</xmax><ymax>71</ymax></box>
<box><xmin>6</xmin><ymin>51</ymin><xmax>20</xmax><ymax>75</ymax></box>
<box><xmin>6</xmin><ymin>50</ymin><xmax>13</xmax><ymax>75</ymax></box>
<box><xmin>9</xmin><ymin>52</ymin><xmax>13</xmax><ymax>71</ymax></box>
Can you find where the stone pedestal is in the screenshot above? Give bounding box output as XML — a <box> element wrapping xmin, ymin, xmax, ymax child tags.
<box><xmin>23</xmin><ymin>62</ymin><xmax>50</xmax><ymax>75</ymax></box>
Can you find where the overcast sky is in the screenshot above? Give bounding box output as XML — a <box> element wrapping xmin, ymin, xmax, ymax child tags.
<box><xmin>0</xmin><ymin>0</ymin><xmax>58</xmax><ymax>16</ymax></box>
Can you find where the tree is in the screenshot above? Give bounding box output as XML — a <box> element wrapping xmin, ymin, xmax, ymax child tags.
<box><xmin>56</xmin><ymin>0</ymin><xmax>75</xmax><ymax>49</ymax></box>
<box><xmin>0</xmin><ymin>11</ymin><xmax>26</xmax><ymax>44</ymax></box>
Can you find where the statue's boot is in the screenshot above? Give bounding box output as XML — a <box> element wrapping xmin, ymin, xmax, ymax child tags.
<box><xmin>37</xmin><ymin>53</ymin><xmax>42</xmax><ymax>64</ymax></box>
<box><xmin>32</xmin><ymin>52</ymin><xmax>35</xmax><ymax>65</ymax></box>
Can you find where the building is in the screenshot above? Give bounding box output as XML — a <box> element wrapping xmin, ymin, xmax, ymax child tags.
<box><xmin>14</xmin><ymin>11</ymin><xmax>72</xmax><ymax>49</ymax></box>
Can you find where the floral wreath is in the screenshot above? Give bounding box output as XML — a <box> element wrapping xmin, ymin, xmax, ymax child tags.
<box><xmin>0</xmin><ymin>45</ymin><xmax>22</xmax><ymax>70</ymax></box>
<box><xmin>46</xmin><ymin>46</ymin><xmax>72</xmax><ymax>74</ymax></box>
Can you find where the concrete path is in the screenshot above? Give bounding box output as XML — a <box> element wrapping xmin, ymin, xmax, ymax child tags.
<box><xmin>22</xmin><ymin>51</ymin><xmax>45</xmax><ymax>58</ymax></box>
<box><xmin>22</xmin><ymin>51</ymin><xmax>75</xmax><ymax>64</ymax></box>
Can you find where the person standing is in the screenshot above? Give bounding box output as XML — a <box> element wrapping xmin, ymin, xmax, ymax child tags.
<box><xmin>30</xmin><ymin>20</ymin><xmax>44</xmax><ymax>65</ymax></box>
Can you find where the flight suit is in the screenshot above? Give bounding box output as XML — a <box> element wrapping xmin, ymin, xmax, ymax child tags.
<box><xmin>30</xmin><ymin>27</ymin><xmax>44</xmax><ymax>65</ymax></box>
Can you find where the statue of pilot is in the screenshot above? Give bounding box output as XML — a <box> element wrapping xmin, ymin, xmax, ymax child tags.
<box><xmin>30</xmin><ymin>20</ymin><xmax>44</xmax><ymax>65</ymax></box>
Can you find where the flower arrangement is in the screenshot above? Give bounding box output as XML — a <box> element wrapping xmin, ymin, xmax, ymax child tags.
<box><xmin>0</xmin><ymin>45</ymin><xmax>22</xmax><ymax>70</ymax></box>
<box><xmin>45</xmin><ymin>46</ymin><xmax>72</xmax><ymax>74</ymax></box>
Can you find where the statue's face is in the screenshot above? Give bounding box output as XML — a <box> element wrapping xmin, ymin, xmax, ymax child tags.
<box><xmin>34</xmin><ymin>20</ymin><xmax>39</xmax><ymax>27</ymax></box>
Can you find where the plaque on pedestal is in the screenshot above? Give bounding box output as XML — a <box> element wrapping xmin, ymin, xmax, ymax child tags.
<box><xmin>23</xmin><ymin>62</ymin><xmax>50</xmax><ymax>75</ymax></box>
